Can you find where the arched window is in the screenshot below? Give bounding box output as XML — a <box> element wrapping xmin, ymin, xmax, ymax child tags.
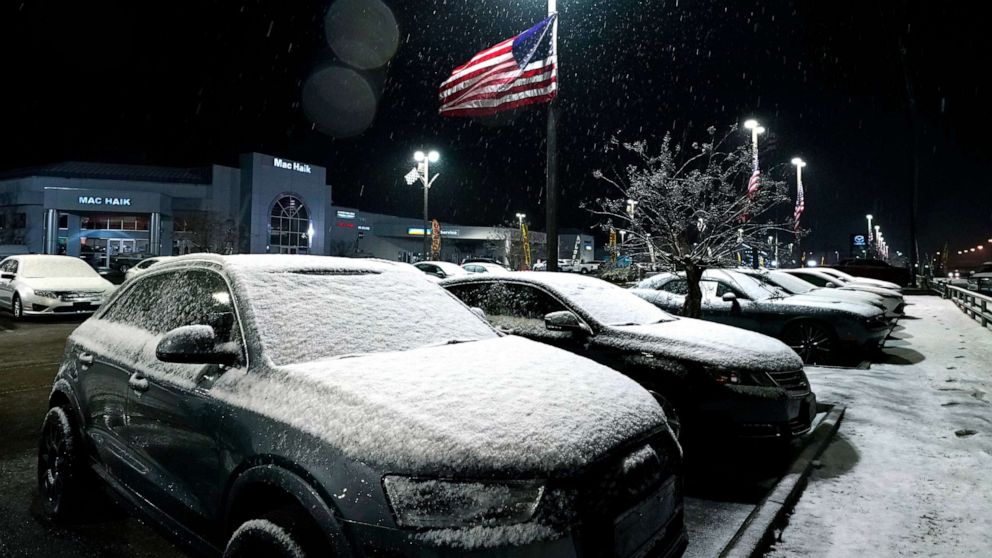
<box><xmin>269</xmin><ymin>195</ymin><xmax>311</xmax><ymax>254</ymax></box>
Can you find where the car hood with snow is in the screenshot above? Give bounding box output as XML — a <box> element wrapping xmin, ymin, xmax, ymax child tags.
<box><xmin>214</xmin><ymin>335</ymin><xmax>666</xmax><ymax>476</ymax></box>
<box><xmin>18</xmin><ymin>275</ymin><xmax>114</xmax><ymax>293</ymax></box>
<box><xmin>768</xmin><ymin>293</ymin><xmax>884</xmax><ymax>319</ymax></box>
<box><xmin>600</xmin><ymin>317</ymin><xmax>803</xmax><ymax>372</ymax></box>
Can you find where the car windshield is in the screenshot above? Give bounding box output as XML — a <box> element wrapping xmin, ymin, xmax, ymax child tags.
<box><xmin>546</xmin><ymin>276</ymin><xmax>675</xmax><ymax>326</ymax></box>
<box><xmin>767</xmin><ymin>271</ymin><xmax>815</xmax><ymax>294</ymax></box>
<box><xmin>718</xmin><ymin>270</ymin><xmax>789</xmax><ymax>300</ymax></box>
<box><xmin>236</xmin><ymin>268</ymin><xmax>498</xmax><ymax>366</ymax></box>
<box><xmin>19</xmin><ymin>257</ymin><xmax>99</xmax><ymax>279</ymax></box>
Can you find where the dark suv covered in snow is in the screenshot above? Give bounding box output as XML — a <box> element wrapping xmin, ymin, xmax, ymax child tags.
<box><xmin>38</xmin><ymin>254</ymin><xmax>687</xmax><ymax>558</ymax></box>
<box><xmin>442</xmin><ymin>273</ymin><xmax>817</xmax><ymax>441</ymax></box>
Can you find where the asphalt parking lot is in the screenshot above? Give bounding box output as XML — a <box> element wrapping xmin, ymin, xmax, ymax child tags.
<box><xmin>0</xmin><ymin>312</ymin><xmax>826</xmax><ymax>557</ymax></box>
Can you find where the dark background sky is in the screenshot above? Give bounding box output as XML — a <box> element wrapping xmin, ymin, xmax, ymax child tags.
<box><xmin>1</xmin><ymin>0</ymin><xmax>990</xmax><ymax>263</ymax></box>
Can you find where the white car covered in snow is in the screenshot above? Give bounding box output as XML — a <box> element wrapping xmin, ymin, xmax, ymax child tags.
<box><xmin>40</xmin><ymin>254</ymin><xmax>687</xmax><ymax>557</ymax></box>
<box><xmin>0</xmin><ymin>254</ymin><xmax>115</xmax><ymax>319</ymax></box>
<box><xmin>739</xmin><ymin>269</ymin><xmax>901</xmax><ymax>320</ymax></box>
<box><xmin>817</xmin><ymin>267</ymin><xmax>903</xmax><ymax>292</ymax></box>
<box><xmin>781</xmin><ymin>268</ymin><xmax>905</xmax><ymax>314</ymax></box>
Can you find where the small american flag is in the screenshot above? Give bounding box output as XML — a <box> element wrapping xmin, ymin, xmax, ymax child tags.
<box><xmin>746</xmin><ymin>169</ymin><xmax>761</xmax><ymax>198</ymax></box>
<box><xmin>794</xmin><ymin>181</ymin><xmax>805</xmax><ymax>230</ymax></box>
<box><xmin>439</xmin><ymin>15</ymin><xmax>557</xmax><ymax>117</ymax></box>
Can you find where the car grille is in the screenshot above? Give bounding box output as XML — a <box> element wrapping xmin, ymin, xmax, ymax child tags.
<box><xmin>789</xmin><ymin>417</ymin><xmax>812</xmax><ymax>437</ymax></box>
<box><xmin>56</xmin><ymin>291</ymin><xmax>103</xmax><ymax>301</ymax></box>
<box><xmin>767</xmin><ymin>369</ymin><xmax>811</xmax><ymax>396</ymax></box>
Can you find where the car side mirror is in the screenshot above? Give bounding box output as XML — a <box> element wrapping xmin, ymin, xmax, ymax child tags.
<box><xmin>155</xmin><ymin>325</ymin><xmax>240</xmax><ymax>366</ymax></box>
<box><xmin>545</xmin><ymin>310</ymin><xmax>587</xmax><ymax>333</ymax></box>
<box><xmin>825</xmin><ymin>282</ymin><xmax>836</xmax><ymax>288</ymax></box>
<box><xmin>0</xmin><ymin>272</ymin><xmax>13</xmax><ymax>280</ymax></box>
<box><xmin>721</xmin><ymin>292</ymin><xmax>737</xmax><ymax>302</ymax></box>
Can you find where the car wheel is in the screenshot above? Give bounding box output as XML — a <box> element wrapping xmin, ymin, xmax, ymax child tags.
<box><xmin>12</xmin><ymin>293</ymin><xmax>24</xmax><ymax>319</ymax></box>
<box><xmin>37</xmin><ymin>406</ymin><xmax>91</xmax><ymax>521</ymax></box>
<box><xmin>783</xmin><ymin>321</ymin><xmax>836</xmax><ymax>365</ymax></box>
<box><xmin>224</xmin><ymin>508</ymin><xmax>326</xmax><ymax>558</ymax></box>
<box><xmin>580</xmin><ymin>267</ymin><xmax>589</xmax><ymax>274</ymax></box>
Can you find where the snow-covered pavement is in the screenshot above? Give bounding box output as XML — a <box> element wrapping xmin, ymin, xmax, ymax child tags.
<box><xmin>768</xmin><ymin>295</ymin><xmax>992</xmax><ymax>557</ymax></box>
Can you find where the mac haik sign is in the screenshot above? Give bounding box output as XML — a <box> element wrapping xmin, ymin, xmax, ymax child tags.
<box><xmin>77</xmin><ymin>196</ymin><xmax>132</xmax><ymax>206</ymax></box>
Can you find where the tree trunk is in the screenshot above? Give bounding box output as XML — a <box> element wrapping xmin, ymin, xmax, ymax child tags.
<box><xmin>682</xmin><ymin>261</ymin><xmax>704</xmax><ymax>319</ymax></box>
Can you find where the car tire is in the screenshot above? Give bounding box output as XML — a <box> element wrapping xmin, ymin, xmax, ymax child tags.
<box><xmin>11</xmin><ymin>293</ymin><xmax>24</xmax><ymax>320</ymax></box>
<box><xmin>37</xmin><ymin>406</ymin><xmax>92</xmax><ymax>521</ymax></box>
<box><xmin>782</xmin><ymin>321</ymin><xmax>836</xmax><ymax>365</ymax></box>
<box><xmin>224</xmin><ymin>508</ymin><xmax>326</xmax><ymax>558</ymax></box>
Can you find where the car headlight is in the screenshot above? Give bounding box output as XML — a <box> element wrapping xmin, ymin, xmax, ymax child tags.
<box><xmin>33</xmin><ymin>290</ymin><xmax>58</xmax><ymax>299</ymax></box>
<box><xmin>704</xmin><ymin>367</ymin><xmax>775</xmax><ymax>387</ymax></box>
<box><xmin>383</xmin><ymin>476</ymin><xmax>544</xmax><ymax>529</ymax></box>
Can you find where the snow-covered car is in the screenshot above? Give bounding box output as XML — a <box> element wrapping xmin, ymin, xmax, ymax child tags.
<box><xmin>532</xmin><ymin>259</ymin><xmax>570</xmax><ymax>271</ymax></box>
<box><xmin>740</xmin><ymin>269</ymin><xmax>901</xmax><ymax>320</ymax></box>
<box><xmin>443</xmin><ymin>272</ymin><xmax>817</xmax><ymax>440</ymax></box>
<box><xmin>462</xmin><ymin>261</ymin><xmax>511</xmax><ymax>274</ymax></box>
<box><xmin>412</xmin><ymin>260</ymin><xmax>467</xmax><ymax>280</ymax></box>
<box><xmin>0</xmin><ymin>255</ymin><xmax>115</xmax><ymax>319</ymax></box>
<box><xmin>39</xmin><ymin>254</ymin><xmax>687</xmax><ymax>557</ymax></box>
<box><xmin>632</xmin><ymin>269</ymin><xmax>892</xmax><ymax>364</ymax></box>
<box><xmin>564</xmin><ymin>260</ymin><xmax>601</xmax><ymax>274</ymax></box>
<box><xmin>818</xmin><ymin>267</ymin><xmax>902</xmax><ymax>292</ymax></box>
<box><xmin>781</xmin><ymin>268</ymin><xmax>905</xmax><ymax>313</ymax></box>
<box><xmin>123</xmin><ymin>255</ymin><xmax>172</xmax><ymax>282</ymax></box>
<box><xmin>967</xmin><ymin>262</ymin><xmax>992</xmax><ymax>294</ymax></box>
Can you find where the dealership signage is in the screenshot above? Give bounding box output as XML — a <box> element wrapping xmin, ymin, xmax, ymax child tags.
<box><xmin>77</xmin><ymin>196</ymin><xmax>132</xmax><ymax>206</ymax></box>
<box><xmin>407</xmin><ymin>227</ymin><xmax>458</xmax><ymax>237</ymax></box>
<box><xmin>336</xmin><ymin>210</ymin><xmax>356</xmax><ymax>219</ymax></box>
<box><xmin>273</xmin><ymin>157</ymin><xmax>312</xmax><ymax>174</ymax></box>
<box><xmin>851</xmin><ymin>234</ymin><xmax>867</xmax><ymax>247</ymax></box>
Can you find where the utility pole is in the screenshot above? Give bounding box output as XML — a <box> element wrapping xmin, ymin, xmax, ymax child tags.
<box><xmin>545</xmin><ymin>0</ymin><xmax>559</xmax><ymax>272</ymax></box>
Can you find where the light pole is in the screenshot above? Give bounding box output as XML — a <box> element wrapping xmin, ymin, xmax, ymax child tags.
<box><xmin>744</xmin><ymin>119</ymin><xmax>766</xmax><ymax>170</ymax></box>
<box><xmin>866</xmin><ymin>214</ymin><xmax>874</xmax><ymax>257</ymax></box>
<box><xmin>515</xmin><ymin>212</ymin><xmax>526</xmax><ymax>227</ymax></box>
<box><xmin>407</xmin><ymin>150</ymin><xmax>439</xmax><ymax>259</ymax></box>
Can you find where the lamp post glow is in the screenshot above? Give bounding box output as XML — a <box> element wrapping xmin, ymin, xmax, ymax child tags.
<box><xmin>866</xmin><ymin>214</ymin><xmax>874</xmax><ymax>253</ymax></box>
<box><xmin>406</xmin><ymin>150</ymin><xmax>440</xmax><ymax>259</ymax></box>
<box><xmin>515</xmin><ymin>212</ymin><xmax>526</xmax><ymax>227</ymax></box>
<box><xmin>744</xmin><ymin>119</ymin><xmax>765</xmax><ymax>171</ymax></box>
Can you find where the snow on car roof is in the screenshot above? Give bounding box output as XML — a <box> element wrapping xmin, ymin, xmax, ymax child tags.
<box><xmin>14</xmin><ymin>254</ymin><xmax>101</xmax><ymax>278</ymax></box>
<box><xmin>159</xmin><ymin>253</ymin><xmax>421</xmax><ymax>275</ymax></box>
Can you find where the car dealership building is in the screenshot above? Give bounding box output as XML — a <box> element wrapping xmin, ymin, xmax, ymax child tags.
<box><xmin>0</xmin><ymin>153</ymin><xmax>593</xmax><ymax>268</ymax></box>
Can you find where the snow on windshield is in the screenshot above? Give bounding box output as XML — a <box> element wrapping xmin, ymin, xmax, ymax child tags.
<box><xmin>233</xmin><ymin>268</ymin><xmax>498</xmax><ymax>365</ymax></box>
<box><xmin>19</xmin><ymin>255</ymin><xmax>99</xmax><ymax>278</ymax></box>
<box><xmin>535</xmin><ymin>273</ymin><xmax>674</xmax><ymax>326</ymax></box>
<box><xmin>713</xmin><ymin>270</ymin><xmax>787</xmax><ymax>300</ymax></box>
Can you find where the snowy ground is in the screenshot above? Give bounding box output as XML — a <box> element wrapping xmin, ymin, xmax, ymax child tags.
<box><xmin>768</xmin><ymin>295</ymin><xmax>992</xmax><ymax>557</ymax></box>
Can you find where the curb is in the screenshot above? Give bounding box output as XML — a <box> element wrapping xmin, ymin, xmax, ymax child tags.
<box><xmin>718</xmin><ymin>404</ymin><xmax>846</xmax><ymax>558</ymax></box>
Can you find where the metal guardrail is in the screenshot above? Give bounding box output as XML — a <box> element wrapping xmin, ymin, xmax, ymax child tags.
<box><xmin>939</xmin><ymin>283</ymin><xmax>992</xmax><ymax>329</ymax></box>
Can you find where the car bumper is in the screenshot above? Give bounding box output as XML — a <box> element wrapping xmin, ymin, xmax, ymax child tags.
<box><xmin>337</xmin><ymin>490</ymin><xmax>687</xmax><ymax>558</ymax></box>
<box><xmin>699</xmin><ymin>387</ymin><xmax>817</xmax><ymax>439</ymax></box>
<box><xmin>24</xmin><ymin>296</ymin><xmax>102</xmax><ymax>315</ymax></box>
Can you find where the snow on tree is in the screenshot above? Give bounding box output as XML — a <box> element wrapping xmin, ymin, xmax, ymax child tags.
<box><xmin>586</xmin><ymin>124</ymin><xmax>796</xmax><ymax>318</ymax></box>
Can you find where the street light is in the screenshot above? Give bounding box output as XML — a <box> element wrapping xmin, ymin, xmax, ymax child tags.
<box><xmin>626</xmin><ymin>198</ymin><xmax>638</xmax><ymax>219</ymax></box>
<box><xmin>515</xmin><ymin>212</ymin><xmax>526</xmax><ymax>227</ymax></box>
<box><xmin>405</xmin><ymin>149</ymin><xmax>440</xmax><ymax>259</ymax></box>
<box><xmin>866</xmin><ymin>214</ymin><xmax>874</xmax><ymax>252</ymax></box>
<box><xmin>744</xmin><ymin>119</ymin><xmax>765</xmax><ymax>170</ymax></box>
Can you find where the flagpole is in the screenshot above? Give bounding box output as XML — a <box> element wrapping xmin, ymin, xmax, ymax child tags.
<box><xmin>545</xmin><ymin>0</ymin><xmax>559</xmax><ymax>272</ymax></box>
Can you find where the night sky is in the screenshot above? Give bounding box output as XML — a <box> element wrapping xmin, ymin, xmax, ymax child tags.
<box><xmin>2</xmin><ymin>1</ymin><xmax>989</xmax><ymax>262</ymax></box>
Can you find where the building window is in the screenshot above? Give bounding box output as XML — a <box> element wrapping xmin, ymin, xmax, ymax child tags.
<box><xmin>58</xmin><ymin>213</ymin><xmax>69</xmax><ymax>230</ymax></box>
<box><xmin>269</xmin><ymin>195</ymin><xmax>311</xmax><ymax>254</ymax></box>
<box><xmin>80</xmin><ymin>213</ymin><xmax>150</xmax><ymax>231</ymax></box>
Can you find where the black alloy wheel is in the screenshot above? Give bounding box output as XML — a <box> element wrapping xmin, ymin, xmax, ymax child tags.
<box><xmin>37</xmin><ymin>406</ymin><xmax>86</xmax><ymax>520</ymax></box>
<box><xmin>783</xmin><ymin>321</ymin><xmax>836</xmax><ymax>364</ymax></box>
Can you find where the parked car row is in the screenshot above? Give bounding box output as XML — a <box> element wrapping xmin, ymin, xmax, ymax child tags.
<box><xmin>13</xmin><ymin>253</ymin><xmax>899</xmax><ymax>557</ymax></box>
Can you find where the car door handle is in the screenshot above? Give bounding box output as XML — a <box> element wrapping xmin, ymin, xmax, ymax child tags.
<box><xmin>128</xmin><ymin>372</ymin><xmax>149</xmax><ymax>393</ymax></box>
<box><xmin>77</xmin><ymin>352</ymin><xmax>94</xmax><ymax>366</ymax></box>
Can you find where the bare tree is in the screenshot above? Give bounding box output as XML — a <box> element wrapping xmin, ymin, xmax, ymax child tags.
<box><xmin>587</xmin><ymin>124</ymin><xmax>796</xmax><ymax>318</ymax></box>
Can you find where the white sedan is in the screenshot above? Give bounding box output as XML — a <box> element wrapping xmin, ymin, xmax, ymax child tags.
<box><xmin>817</xmin><ymin>267</ymin><xmax>902</xmax><ymax>292</ymax></box>
<box><xmin>0</xmin><ymin>255</ymin><xmax>115</xmax><ymax>319</ymax></box>
<box><xmin>462</xmin><ymin>262</ymin><xmax>511</xmax><ymax>274</ymax></box>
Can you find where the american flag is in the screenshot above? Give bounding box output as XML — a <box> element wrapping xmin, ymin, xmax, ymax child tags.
<box><xmin>746</xmin><ymin>169</ymin><xmax>761</xmax><ymax>198</ymax></box>
<box><xmin>794</xmin><ymin>181</ymin><xmax>805</xmax><ymax>230</ymax></box>
<box><xmin>439</xmin><ymin>15</ymin><xmax>557</xmax><ymax>117</ymax></box>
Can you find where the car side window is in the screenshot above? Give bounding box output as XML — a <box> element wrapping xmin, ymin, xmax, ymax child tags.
<box><xmin>661</xmin><ymin>279</ymin><xmax>688</xmax><ymax>294</ymax></box>
<box><xmin>2</xmin><ymin>259</ymin><xmax>18</xmax><ymax>274</ymax></box>
<box><xmin>797</xmin><ymin>273</ymin><xmax>828</xmax><ymax>287</ymax></box>
<box><xmin>105</xmin><ymin>269</ymin><xmax>238</xmax><ymax>342</ymax></box>
<box><xmin>714</xmin><ymin>282</ymin><xmax>745</xmax><ymax>299</ymax></box>
<box><xmin>483</xmin><ymin>283</ymin><xmax>570</xmax><ymax>335</ymax></box>
<box><xmin>444</xmin><ymin>283</ymin><xmax>492</xmax><ymax>309</ymax></box>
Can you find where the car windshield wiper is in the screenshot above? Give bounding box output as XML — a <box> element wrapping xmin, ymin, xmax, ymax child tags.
<box><xmin>422</xmin><ymin>338</ymin><xmax>476</xmax><ymax>348</ymax></box>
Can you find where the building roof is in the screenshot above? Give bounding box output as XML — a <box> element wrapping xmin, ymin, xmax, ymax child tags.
<box><xmin>0</xmin><ymin>161</ymin><xmax>213</xmax><ymax>184</ymax></box>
